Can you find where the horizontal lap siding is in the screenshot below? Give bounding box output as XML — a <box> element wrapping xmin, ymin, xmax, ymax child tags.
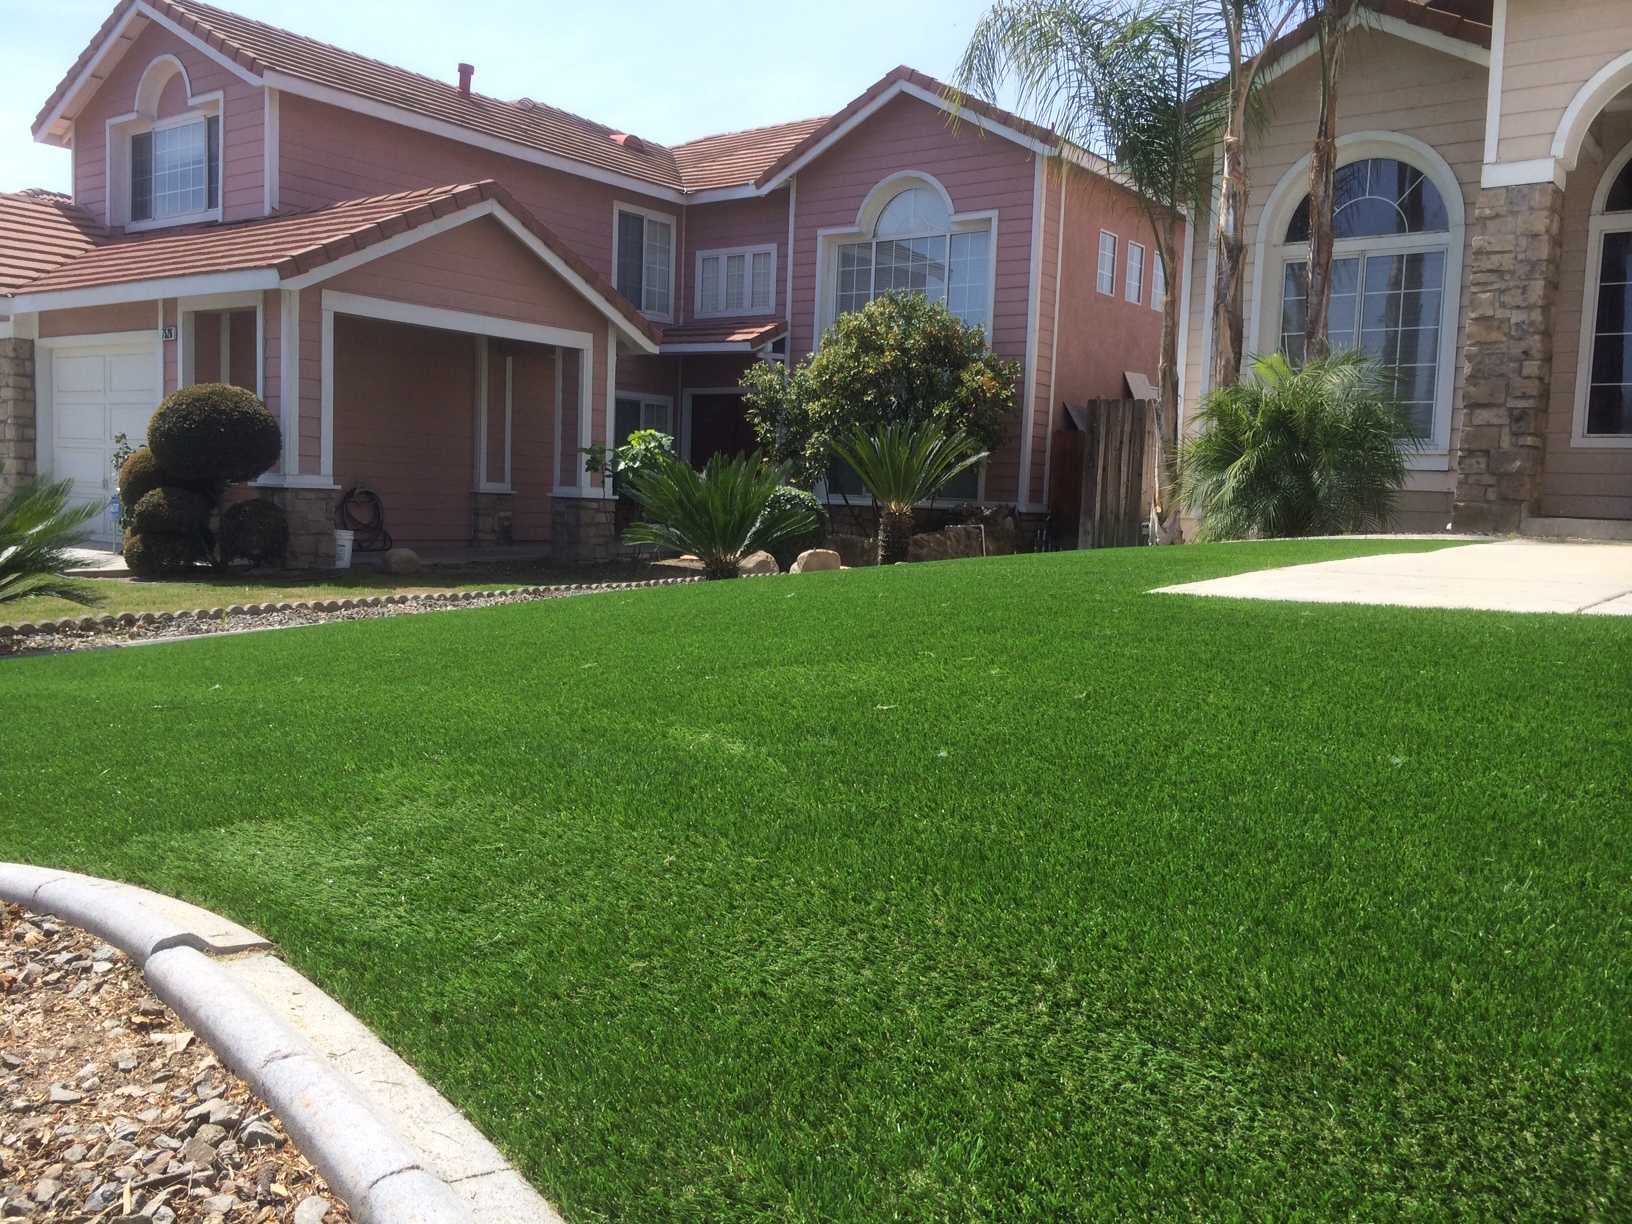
<box><xmin>37</xmin><ymin>302</ymin><xmax>155</xmax><ymax>337</ymax></box>
<box><xmin>789</xmin><ymin>95</ymin><xmax>1039</xmax><ymax>504</ymax></box>
<box><xmin>508</xmin><ymin>344</ymin><xmax>556</xmax><ymax>542</ymax></box>
<box><xmin>1498</xmin><ymin>0</ymin><xmax>1630</xmax><ymax>165</ymax></box>
<box><xmin>73</xmin><ymin>22</ymin><xmax>264</xmax><ymax>225</ymax></box>
<box><xmin>683</xmin><ymin>193</ymin><xmax>790</xmax><ymax>323</ymax></box>
<box><xmin>227</xmin><ymin>310</ymin><xmax>258</xmax><ymax>391</ymax></box>
<box><xmin>615</xmin><ymin>354</ymin><xmax>678</xmax><ymax>399</ymax></box>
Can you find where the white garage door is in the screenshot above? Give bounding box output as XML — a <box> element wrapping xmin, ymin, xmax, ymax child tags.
<box><xmin>50</xmin><ymin>340</ymin><xmax>160</xmax><ymax>543</ymax></box>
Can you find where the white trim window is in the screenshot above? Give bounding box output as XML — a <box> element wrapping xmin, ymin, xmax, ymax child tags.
<box><xmin>1574</xmin><ymin>146</ymin><xmax>1632</xmax><ymax>444</ymax></box>
<box><xmin>1097</xmin><ymin>231</ymin><xmax>1117</xmax><ymax>296</ymax></box>
<box><xmin>614</xmin><ymin>393</ymin><xmax>676</xmax><ymax>444</ymax></box>
<box><xmin>614</xmin><ymin>205</ymin><xmax>675</xmax><ymax>320</ymax></box>
<box><xmin>1275</xmin><ymin>157</ymin><xmax>1452</xmax><ymax>440</ymax></box>
<box><xmin>696</xmin><ymin>244</ymin><xmax>775</xmax><ymax>317</ymax></box>
<box><xmin>1125</xmin><ymin>241</ymin><xmax>1145</xmax><ymax>304</ymax></box>
<box><xmin>831</xmin><ymin>184</ymin><xmax>993</xmax><ymax>332</ymax></box>
<box><xmin>1151</xmin><ymin>250</ymin><xmax>1167</xmax><ymax>311</ymax></box>
<box><xmin>132</xmin><ymin>114</ymin><xmax>219</xmax><ymax>223</ymax></box>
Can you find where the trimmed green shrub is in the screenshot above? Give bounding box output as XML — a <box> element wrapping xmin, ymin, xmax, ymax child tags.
<box><xmin>116</xmin><ymin>447</ymin><xmax>168</xmax><ymax>509</ymax></box>
<box><xmin>148</xmin><ymin>383</ymin><xmax>281</xmax><ymax>483</ymax></box>
<box><xmin>762</xmin><ymin>487</ymin><xmax>830</xmax><ymax>570</ymax></box>
<box><xmin>122</xmin><ymin>529</ymin><xmax>198</xmax><ymax>578</ymax></box>
<box><xmin>220</xmin><ymin>498</ymin><xmax>290</xmax><ymax>566</ymax></box>
<box><xmin>132</xmin><ymin>486</ymin><xmax>211</xmax><ymax>536</ymax></box>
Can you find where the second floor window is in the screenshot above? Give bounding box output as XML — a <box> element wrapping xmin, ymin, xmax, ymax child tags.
<box><xmin>1097</xmin><ymin>231</ymin><xmax>1117</xmax><ymax>295</ymax></box>
<box><xmin>697</xmin><ymin>245</ymin><xmax>775</xmax><ymax>316</ymax></box>
<box><xmin>1126</xmin><ymin>241</ymin><xmax>1145</xmax><ymax>304</ymax></box>
<box><xmin>833</xmin><ymin>186</ymin><xmax>991</xmax><ymax>332</ymax></box>
<box><xmin>131</xmin><ymin>115</ymin><xmax>219</xmax><ymax>223</ymax></box>
<box><xmin>1151</xmin><ymin>252</ymin><xmax>1167</xmax><ymax>311</ymax></box>
<box><xmin>616</xmin><ymin>207</ymin><xmax>674</xmax><ymax>319</ymax></box>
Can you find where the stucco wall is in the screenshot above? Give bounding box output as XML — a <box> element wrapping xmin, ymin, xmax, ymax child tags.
<box><xmin>1497</xmin><ymin>0</ymin><xmax>1630</xmax><ymax>166</ymax></box>
<box><xmin>681</xmin><ymin>192</ymin><xmax>791</xmax><ymax>324</ymax></box>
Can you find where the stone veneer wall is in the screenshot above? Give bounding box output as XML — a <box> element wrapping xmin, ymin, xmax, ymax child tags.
<box><xmin>1453</xmin><ymin>183</ymin><xmax>1566</xmax><ymax>533</ymax></box>
<box><xmin>0</xmin><ymin>338</ymin><xmax>36</xmax><ymax>498</ymax></box>
<box><xmin>266</xmin><ymin>487</ymin><xmax>337</xmax><ymax>568</ymax></box>
<box><xmin>471</xmin><ymin>493</ymin><xmax>514</xmax><ymax>546</ymax></box>
<box><xmin>550</xmin><ymin>496</ymin><xmax>616</xmax><ymax>563</ymax></box>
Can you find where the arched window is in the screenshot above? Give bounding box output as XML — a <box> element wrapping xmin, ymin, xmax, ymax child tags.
<box><xmin>832</xmin><ymin>179</ymin><xmax>991</xmax><ymax>332</ymax></box>
<box><xmin>1275</xmin><ymin>155</ymin><xmax>1453</xmax><ymax>440</ymax></box>
<box><xmin>1579</xmin><ymin>154</ymin><xmax>1632</xmax><ymax>441</ymax></box>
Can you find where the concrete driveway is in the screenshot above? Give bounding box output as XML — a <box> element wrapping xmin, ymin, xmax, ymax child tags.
<box><xmin>1155</xmin><ymin>540</ymin><xmax>1632</xmax><ymax>615</ymax></box>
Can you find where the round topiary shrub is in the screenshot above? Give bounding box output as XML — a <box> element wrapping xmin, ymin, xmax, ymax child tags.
<box><xmin>763</xmin><ymin>486</ymin><xmax>830</xmax><ymax>571</ymax></box>
<box><xmin>220</xmin><ymin>498</ymin><xmax>289</xmax><ymax>566</ymax></box>
<box><xmin>132</xmin><ymin>486</ymin><xmax>211</xmax><ymax>536</ymax></box>
<box><xmin>123</xmin><ymin>530</ymin><xmax>199</xmax><ymax>578</ymax></box>
<box><xmin>117</xmin><ymin>447</ymin><xmax>168</xmax><ymax>509</ymax></box>
<box><xmin>148</xmin><ymin>383</ymin><xmax>281</xmax><ymax>483</ymax></box>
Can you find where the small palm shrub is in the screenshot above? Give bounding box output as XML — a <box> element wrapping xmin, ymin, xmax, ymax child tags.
<box><xmin>0</xmin><ymin>479</ymin><xmax>99</xmax><ymax>607</ymax></box>
<box><xmin>762</xmin><ymin>487</ymin><xmax>830</xmax><ymax>570</ymax></box>
<box><xmin>622</xmin><ymin>452</ymin><xmax>820</xmax><ymax>579</ymax></box>
<box><xmin>829</xmin><ymin>422</ymin><xmax>989</xmax><ymax>565</ymax></box>
<box><xmin>1172</xmin><ymin>352</ymin><xmax>1420</xmax><ymax>541</ymax></box>
<box><xmin>220</xmin><ymin>498</ymin><xmax>290</xmax><ymax>566</ymax></box>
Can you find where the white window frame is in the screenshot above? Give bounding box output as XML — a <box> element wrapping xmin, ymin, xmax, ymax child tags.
<box><xmin>1151</xmin><ymin>251</ymin><xmax>1167</xmax><ymax>312</ymax></box>
<box><xmin>612</xmin><ymin>203</ymin><xmax>677</xmax><ymax>323</ymax></box>
<box><xmin>613</xmin><ymin>391</ymin><xmax>677</xmax><ymax>444</ymax></box>
<box><xmin>1097</xmin><ymin>231</ymin><xmax>1118</xmax><ymax>296</ymax></box>
<box><xmin>1571</xmin><ymin>137</ymin><xmax>1632</xmax><ymax>448</ymax></box>
<box><xmin>694</xmin><ymin>244</ymin><xmax>777</xmax><ymax>317</ymax></box>
<box><xmin>107</xmin><ymin>57</ymin><xmax>223</xmax><ymax>232</ymax></box>
<box><xmin>1126</xmin><ymin>241</ymin><xmax>1146</xmax><ymax>304</ymax></box>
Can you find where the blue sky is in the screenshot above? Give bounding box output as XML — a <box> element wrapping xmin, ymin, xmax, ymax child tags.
<box><xmin>0</xmin><ymin>0</ymin><xmax>1005</xmax><ymax>194</ymax></box>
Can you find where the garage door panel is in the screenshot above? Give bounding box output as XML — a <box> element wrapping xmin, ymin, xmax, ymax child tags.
<box><xmin>55</xmin><ymin>446</ymin><xmax>109</xmax><ymax>485</ymax></box>
<box><xmin>53</xmin><ymin>352</ymin><xmax>107</xmax><ymax>393</ymax></box>
<box><xmin>46</xmin><ymin>340</ymin><xmax>159</xmax><ymax>545</ymax></box>
<box><xmin>108</xmin><ymin>353</ymin><xmax>154</xmax><ymax>393</ymax></box>
<box><xmin>110</xmin><ymin>405</ymin><xmax>149</xmax><ymax>439</ymax></box>
<box><xmin>55</xmin><ymin>401</ymin><xmax>107</xmax><ymax>441</ymax></box>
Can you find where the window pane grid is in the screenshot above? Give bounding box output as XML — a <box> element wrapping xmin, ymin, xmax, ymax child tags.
<box><xmin>1588</xmin><ymin>230</ymin><xmax>1632</xmax><ymax>435</ymax></box>
<box><xmin>1097</xmin><ymin>232</ymin><xmax>1117</xmax><ymax>295</ymax></box>
<box><xmin>136</xmin><ymin>118</ymin><xmax>213</xmax><ymax>221</ymax></box>
<box><xmin>831</xmin><ymin>188</ymin><xmax>990</xmax><ymax>333</ymax></box>
<box><xmin>642</xmin><ymin>219</ymin><xmax>672</xmax><ymax>316</ymax></box>
<box><xmin>1126</xmin><ymin>242</ymin><xmax>1145</xmax><ymax>304</ymax></box>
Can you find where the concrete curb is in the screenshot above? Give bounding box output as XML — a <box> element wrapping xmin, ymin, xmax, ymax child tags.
<box><xmin>0</xmin><ymin>863</ymin><xmax>526</xmax><ymax>1224</ymax></box>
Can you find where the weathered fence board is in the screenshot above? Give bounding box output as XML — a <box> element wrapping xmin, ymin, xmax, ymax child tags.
<box><xmin>1048</xmin><ymin>399</ymin><xmax>1152</xmax><ymax>549</ymax></box>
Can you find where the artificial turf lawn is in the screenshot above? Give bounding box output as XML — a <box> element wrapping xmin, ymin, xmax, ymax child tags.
<box><xmin>3</xmin><ymin>538</ymin><xmax>1629</xmax><ymax>1221</ymax></box>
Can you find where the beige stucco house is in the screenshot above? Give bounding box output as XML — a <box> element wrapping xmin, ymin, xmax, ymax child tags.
<box><xmin>1181</xmin><ymin>0</ymin><xmax>1632</xmax><ymax>535</ymax></box>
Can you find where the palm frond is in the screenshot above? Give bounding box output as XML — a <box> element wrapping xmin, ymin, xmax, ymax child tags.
<box><xmin>829</xmin><ymin>423</ymin><xmax>990</xmax><ymax>515</ymax></box>
<box><xmin>0</xmin><ymin>478</ymin><xmax>101</xmax><ymax>607</ymax></box>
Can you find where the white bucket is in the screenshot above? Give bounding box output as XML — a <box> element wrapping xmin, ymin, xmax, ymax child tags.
<box><xmin>333</xmin><ymin>529</ymin><xmax>355</xmax><ymax>570</ymax></box>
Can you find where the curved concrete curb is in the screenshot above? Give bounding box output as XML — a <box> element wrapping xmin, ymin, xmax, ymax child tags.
<box><xmin>0</xmin><ymin>864</ymin><xmax>556</xmax><ymax>1223</ymax></box>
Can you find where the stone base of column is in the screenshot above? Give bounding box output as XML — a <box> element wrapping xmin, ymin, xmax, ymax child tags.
<box><xmin>265</xmin><ymin>487</ymin><xmax>338</xmax><ymax>568</ymax></box>
<box><xmin>472</xmin><ymin>492</ymin><xmax>514</xmax><ymax>546</ymax></box>
<box><xmin>550</xmin><ymin>496</ymin><xmax>616</xmax><ymax>563</ymax></box>
<box><xmin>0</xmin><ymin>338</ymin><xmax>37</xmax><ymax>499</ymax></box>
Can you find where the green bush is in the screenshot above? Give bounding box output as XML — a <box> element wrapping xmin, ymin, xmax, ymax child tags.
<box><xmin>132</xmin><ymin>486</ymin><xmax>211</xmax><ymax>536</ymax></box>
<box><xmin>116</xmin><ymin>447</ymin><xmax>168</xmax><ymax>509</ymax></box>
<box><xmin>148</xmin><ymin>383</ymin><xmax>281</xmax><ymax>484</ymax></box>
<box><xmin>220</xmin><ymin>498</ymin><xmax>289</xmax><ymax>566</ymax></box>
<box><xmin>122</xmin><ymin>529</ymin><xmax>199</xmax><ymax>578</ymax></box>
<box><xmin>762</xmin><ymin>487</ymin><xmax>830</xmax><ymax>570</ymax></box>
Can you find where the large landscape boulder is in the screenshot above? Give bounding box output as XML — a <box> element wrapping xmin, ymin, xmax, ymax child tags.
<box><xmin>738</xmin><ymin>550</ymin><xmax>779</xmax><ymax>576</ymax></box>
<box><xmin>382</xmin><ymin>547</ymin><xmax>422</xmax><ymax>574</ymax></box>
<box><xmin>790</xmin><ymin>549</ymin><xmax>841</xmax><ymax>574</ymax></box>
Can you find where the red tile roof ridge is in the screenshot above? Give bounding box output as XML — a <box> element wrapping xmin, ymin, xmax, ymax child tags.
<box><xmin>669</xmin><ymin>115</ymin><xmax>831</xmax><ymax>152</ymax></box>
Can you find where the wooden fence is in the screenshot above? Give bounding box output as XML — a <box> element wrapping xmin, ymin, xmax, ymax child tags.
<box><xmin>1048</xmin><ymin>399</ymin><xmax>1154</xmax><ymax>550</ymax></box>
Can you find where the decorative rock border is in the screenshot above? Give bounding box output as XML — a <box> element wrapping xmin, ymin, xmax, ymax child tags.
<box><xmin>0</xmin><ymin>864</ymin><xmax>560</xmax><ymax>1224</ymax></box>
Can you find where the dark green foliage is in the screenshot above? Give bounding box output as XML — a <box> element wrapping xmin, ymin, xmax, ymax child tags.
<box><xmin>116</xmin><ymin>447</ymin><xmax>169</xmax><ymax>509</ymax></box>
<box><xmin>622</xmin><ymin>452</ymin><xmax>819</xmax><ymax>578</ymax></box>
<box><xmin>219</xmin><ymin>498</ymin><xmax>290</xmax><ymax>566</ymax></box>
<box><xmin>1173</xmin><ymin>351</ymin><xmax>1419</xmax><ymax>540</ymax></box>
<box><xmin>148</xmin><ymin>383</ymin><xmax>281</xmax><ymax>484</ymax></box>
<box><xmin>0</xmin><ymin>479</ymin><xmax>98</xmax><ymax>606</ymax></box>
<box><xmin>121</xmin><ymin>529</ymin><xmax>199</xmax><ymax>577</ymax></box>
<box><xmin>132</xmin><ymin>486</ymin><xmax>211</xmax><ymax>536</ymax></box>
<box><xmin>740</xmin><ymin>293</ymin><xmax>1019</xmax><ymax>488</ymax></box>
<box><xmin>831</xmin><ymin>422</ymin><xmax>989</xmax><ymax>564</ymax></box>
<box><xmin>761</xmin><ymin>486</ymin><xmax>829</xmax><ymax>570</ymax></box>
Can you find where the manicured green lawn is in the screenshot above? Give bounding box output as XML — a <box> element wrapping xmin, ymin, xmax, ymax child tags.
<box><xmin>3</xmin><ymin>539</ymin><xmax>1628</xmax><ymax>1221</ymax></box>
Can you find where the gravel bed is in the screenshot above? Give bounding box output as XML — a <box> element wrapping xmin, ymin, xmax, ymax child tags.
<box><xmin>0</xmin><ymin>577</ymin><xmax>703</xmax><ymax>659</ymax></box>
<box><xmin>0</xmin><ymin>904</ymin><xmax>352</xmax><ymax>1223</ymax></box>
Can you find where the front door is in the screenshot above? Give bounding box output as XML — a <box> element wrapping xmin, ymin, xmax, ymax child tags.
<box><xmin>49</xmin><ymin>339</ymin><xmax>160</xmax><ymax>543</ymax></box>
<box><xmin>688</xmin><ymin>392</ymin><xmax>757</xmax><ymax>468</ymax></box>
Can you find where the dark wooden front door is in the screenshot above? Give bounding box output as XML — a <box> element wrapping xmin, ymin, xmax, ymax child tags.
<box><xmin>688</xmin><ymin>393</ymin><xmax>758</xmax><ymax>467</ymax></box>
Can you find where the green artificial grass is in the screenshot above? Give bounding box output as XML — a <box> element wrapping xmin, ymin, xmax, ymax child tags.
<box><xmin>3</xmin><ymin>538</ymin><xmax>1629</xmax><ymax>1221</ymax></box>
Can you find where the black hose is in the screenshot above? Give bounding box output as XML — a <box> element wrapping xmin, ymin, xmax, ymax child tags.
<box><xmin>336</xmin><ymin>485</ymin><xmax>393</xmax><ymax>552</ymax></box>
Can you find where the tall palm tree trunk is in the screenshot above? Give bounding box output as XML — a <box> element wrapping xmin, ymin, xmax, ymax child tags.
<box><xmin>877</xmin><ymin>508</ymin><xmax>913</xmax><ymax>565</ymax></box>
<box><xmin>1305</xmin><ymin>3</ymin><xmax>1348</xmax><ymax>360</ymax></box>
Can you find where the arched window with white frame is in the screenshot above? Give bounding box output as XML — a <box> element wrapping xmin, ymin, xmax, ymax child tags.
<box><xmin>1267</xmin><ymin>150</ymin><xmax>1458</xmax><ymax>446</ymax></box>
<box><xmin>1574</xmin><ymin>145</ymin><xmax>1632</xmax><ymax>445</ymax></box>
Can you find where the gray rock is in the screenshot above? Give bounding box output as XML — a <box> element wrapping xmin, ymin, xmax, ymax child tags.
<box><xmin>82</xmin><ymin>1182</ymin><xmax>121</xmax><ymax>1213</ymax></box>
<box><xmin>237</xmin><ymin>1119</ymin><xmax>282</xmax><ymax>1149</ymax></box>
<box><xmin>115</xmin><ymin>1056</ymin><xmax>138</xmax><ymax>1072</ymax></box>
<box><xmin>46</xmin><ymin>1085</ymin><xmax>84</xmax><ymax>1104</ymax></box>
<box><xmin>790</xmin><ymin>548</ymin><xmax>841</xmax><ymax>574</ymax></box>
<box><xmin>199</xmin><ymin>1193</ymin><xmax>237</xmax><ymax>1215</ymax></box>
<box><xmin>294</xmin><ymin>1194</ymin><xmax>331</xmax><ymax>1224</ymax></box>
<box><xmin>193</xmin><ymin>1123</ymin><xmax>227</xmax><ymax>1147</ymax></box>
<box><xmin>382</xmin><ymin>547</ymin><xmax>422</xmax><ymax>574</ymax></box>
<box><xmin>737</xmin><ymin>549</ymin><xmax>779</xmax><ymax>576</ymax></box>
<box><xmin>29</xmin><ymin>1177</ymin><xmax>60</xmax><ymax>1203</ymax></box>
<box><xmin>176</xmin><ymin>1135</ymin><xmax>216</xmax><ymax>1168</ymax></box>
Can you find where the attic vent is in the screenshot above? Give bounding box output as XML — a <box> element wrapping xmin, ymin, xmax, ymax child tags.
<box><xmin>517</xmin><ymin>97</ymin><xmax>538</xmax><ymax>111</ymax></box>
<box><xmin>610</xmin><ymin>133</ymin><xmax>647</xmax><ymax>153</ymax></box>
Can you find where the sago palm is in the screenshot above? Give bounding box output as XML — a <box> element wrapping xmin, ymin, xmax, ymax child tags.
<box><xmin>1172</xmin><ymin>350</ymin><xmax>1419</xmax><ymax>540</ymax></box>
<box><xmin>831</xmin><ymin>423</ymin><xmax>989</xmax><ymax>565</ymax></box>
<box><xmin>0</xmin><ymin>478</ymin><xmax>100</xmax><ymax>607</ymax></box>
<box><xmin>622</xmin><ymin>452</ymin><xmax>820</xmax><ymax>579</ymax></box>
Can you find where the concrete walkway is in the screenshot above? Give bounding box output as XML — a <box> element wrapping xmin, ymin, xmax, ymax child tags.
<box><xmin>1155</xmin><ymin>540</ymin><xmax>1632</xmax><ymax>615</ymax></box>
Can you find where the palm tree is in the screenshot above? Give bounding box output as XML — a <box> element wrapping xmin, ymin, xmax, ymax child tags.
<box><xmin>830</xmin><ymin>423</ymin><xmax>989</xmax><ymax>565</ymax></box>
<box><xmin>0</xmin><ymin>479</ymin><xmax>100</xmax><ymax>607</ymax></box>
<box><xmin>621</xmin><ymin>452</ymin><xmax>820</xmax><ymax>579</ymax></box>
<box><xmin>1172</xmin><ymin>350</ymin><xmax>1419</xmax><ymax>540</ymax></box>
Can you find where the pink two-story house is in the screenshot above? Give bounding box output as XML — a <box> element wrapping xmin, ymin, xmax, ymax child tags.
<box><xmin>0</xmin><ymin>0</ymin><xmax>1178</xmax><ymax>564</ymax></box>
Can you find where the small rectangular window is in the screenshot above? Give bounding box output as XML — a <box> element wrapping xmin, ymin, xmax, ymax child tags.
<box><xmin>1151</xmin><ymin>253</ymin><xmax>1167</xmax><ymax>311</ymax></box>
<box><xmin>129</xmin><ymin>114</ymin><xmax>218</xmax><ymax>225</ymax></box>
<box><xmin>1097</xmin><ymin>231</ymin><xmax>1117</xmax><ymax>296</ymax></box>
<box><xmin>1126</xmin><ymin>242</ymin><xmax>1145</xmax><ymax>304</ymax></box>
<box><xmin>615</xmin><ymin>208</ymin><xmax>674</xmax><ymax>318</ymax></box>
<box><xmin>695</xmin><ymin>245</ymin><xmax>776</xmax><ymax>316</ymax></box>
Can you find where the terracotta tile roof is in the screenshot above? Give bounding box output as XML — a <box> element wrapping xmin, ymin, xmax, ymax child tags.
<box><xmin>1265</xmin><ymin>0</ymin><xmax>1492</xmax><ymax>73</ymax></box>
<box><xmin>9</xmin><ymin>180</ymin><xmax>660</xmax><ymax>346</ymax></box>
<box><xmin>670</xmin><ymin>118</ymin><xmax>830</xmax><ymax>193</ymax></box>
<box><xmin>0</xmin><ymin>191</ymin><xmax>107</xmax><ymax>296</ymax></box>
<box><xmin>659</xmin><ymin>318</ymin><xmax>787</xmax><ymax>350</ymax></box>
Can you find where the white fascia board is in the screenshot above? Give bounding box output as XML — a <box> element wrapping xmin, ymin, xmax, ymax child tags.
<box><xmin>659</xmin><ymin>342</ymin><xmax>755</xmax><ymax>353</ymax></box>
<box><xmin>261</xmin><ymin>71</ymin><xmax>688</xmax><ymax>207</ymax></box>
<box><xmin>1481</xmin><ymin>157</ymin><xmax>1564</xmax><ymax>189</ymax></box>
<box><xmin>12</xmin><ymin>270</ymin><xmax>279</xmax><ymax>314</ymax></box>
<box><xmin>322</xmin><ymin>290</ymin><xmax>595</xmax><ymax>352</ymax></box>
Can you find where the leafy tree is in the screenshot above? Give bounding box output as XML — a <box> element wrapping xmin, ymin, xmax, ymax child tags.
<box><xmin>740</xmin><ymin>293</ymin><xmax>1018</xmax><ymax>491</ymax></box>
<box><xmin>582</xmin><ymin>428</ymin><xmax>675</xmax><ymax>492</ymax></box>
<box><xmin>622</xmin><ymin>452</ymin><xmax>821</xmax><ymax>579</ymax></box>
<box><xmin>0</xmin><ymin>479</ymin><xmax>99</xmax><ymax>607</ymax></box>
<box><xmin>1172</xmin><ymin>351</ymin><xmax>1417</xmax><ymax>539</ymax></box>
<box><xmin>830</xmin><ymin>422</ymin><xmax>990</xmax><ymax>564</ymax></box>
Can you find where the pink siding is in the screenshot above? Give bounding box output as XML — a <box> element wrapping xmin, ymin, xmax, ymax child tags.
<box><xmin>37</xmin><ymin>302</ymin><xmax>155</xmax><ymax>337</ymax></box>
<box><xmin>682</xmin><ymin>192</ymin><xmax>791</xmax><ymax>322</ymax></box>
<box><xmin>485</xmin><ymin>343</ymin><xmax>506</xmax><ymax>485</ymax></box>
<box><xmin>507</xmin><ymin>344</ymin><xmax>557</xmax><ymax>542</ymax></box>
<box><xmin>227</xmin><ymin>309</ymin><xmax>258</xmax><ymax>391</ymax></box>
<box><xmin>616</xmin><ymin>354</ymin><xmax>678</xmax><ymax>400</ymax></box>
<box><xmin>260</xmin><ymin>289</ymin><xmax>282</xmax><ymax>473</ymax></box>
<box><xmin>557</xmin><ymin>347</ymin><xmax>582</xmax><ymax>487</ymax></box>
<box><xmin>193</xmin><ymin>312</ymin><xmax>221</xmax><ymax>381</ymax></box>
<box><xmin>71</xmin><ymin>22</ymin><xmax>265</xmax><ymax>225</ymax></box>
<box><xmin>678</xmin><ymin>354</ymin><xmax>755</xmax><ymax>391</ymax></box>
<box><xmin>788</xmin><ymin>94</ymin><xmax>1039</xmax><ymax>503</ymax></box>
<box><xmin>162</xmin><ymin>299</ymin><xmax>177</xmax><ymax>393</ymax></box>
